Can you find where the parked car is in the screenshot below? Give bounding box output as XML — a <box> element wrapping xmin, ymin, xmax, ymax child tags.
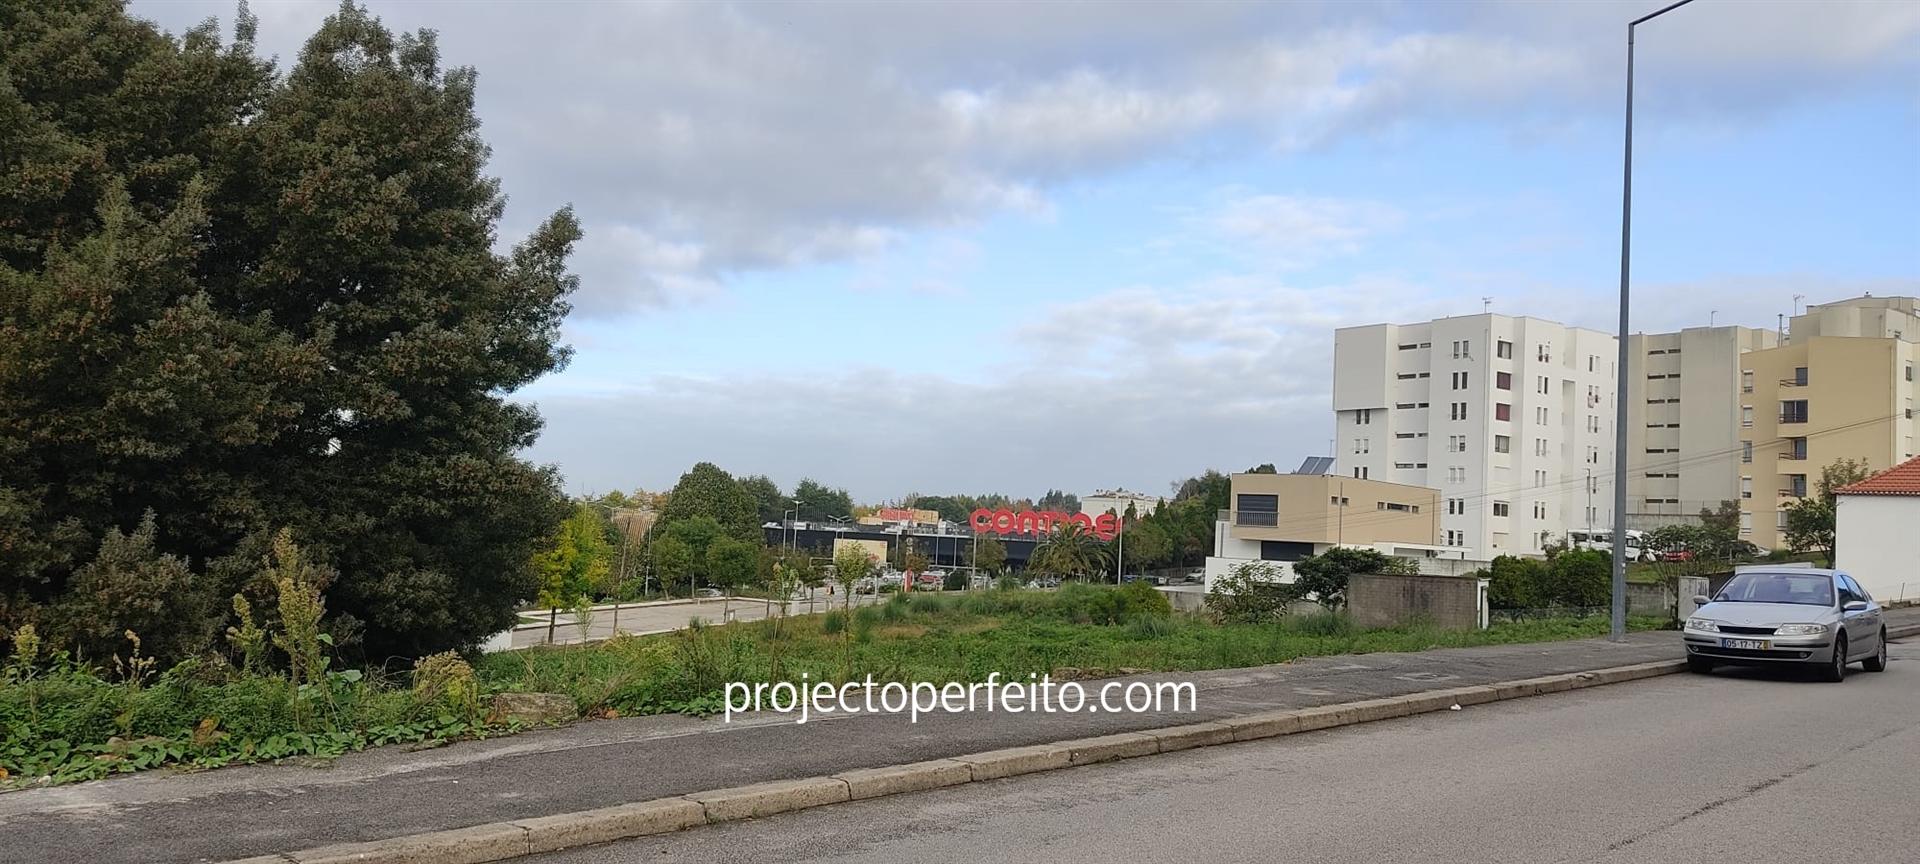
<box><xmin>1682</xmin><ymin>567</ymin><xmax>1887</xmax><ymax>681</ymax></box>
<box><xmin>914</xmin><ymin>572</ymin><xmax>941</xmax><ymax>588</ymax></box>
<box><xmin>693</xmin><ymin>587</ymin><xmax>723</xmax><ymax>599</ymax></box>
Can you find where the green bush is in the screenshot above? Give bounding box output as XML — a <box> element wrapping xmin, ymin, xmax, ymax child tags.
<box><xmin>1484</xmin><ymin>556</ymin><xmax>1547</xmax><ymax>610</ymax></box>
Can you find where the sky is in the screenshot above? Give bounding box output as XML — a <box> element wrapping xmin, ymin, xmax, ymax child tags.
<box><xmin>130</xmin><ymin>0</ymin><xmax>1920</xmax><ymax>503</ymax></box>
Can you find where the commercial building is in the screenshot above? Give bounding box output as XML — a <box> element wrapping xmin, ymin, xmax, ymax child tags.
<box><xmin>1080</xmin><ymin>489</ymin><xmax>1163</xmax><ymax>518</ymax></box>
<box><xmin>1625</xmin><ymin>326</ymin><xmax>1780</xmax><ymax>527</ymax></box>
<box><xmin>1834</xmin><ymin>455</ymin><xmax>1920</xmax><ymax>605</ymax></box>
<box><xmin>1203</xmin><ymin>472</ymin><xmax>1467</xmax><ymax>589</ymax></box>
<box><xmin>1736</xmin><ymin>297</ymin><xmax>1917</xmax><ymax>550</ymax></box>
<box><xmin>1333</xmin><ymin>314</ymin><xmax>1619</xmax><ymax>557</ymax></box>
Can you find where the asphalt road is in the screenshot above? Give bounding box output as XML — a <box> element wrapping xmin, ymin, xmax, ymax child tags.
<box><xmin>531</xmin><ymin>640</ymin><xmax>1920</xmax><ymax>864</ymax></box>
<box><xmin>512</xmin><ymin>591</ymin><xmax>880</xmax><ymax>647</ymax></box>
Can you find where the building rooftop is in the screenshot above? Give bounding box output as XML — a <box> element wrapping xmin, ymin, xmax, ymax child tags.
<box><xmin>1837</xmin><ymin>456</ymin><xmax>1920</xmax><ymax>498</ymax></box>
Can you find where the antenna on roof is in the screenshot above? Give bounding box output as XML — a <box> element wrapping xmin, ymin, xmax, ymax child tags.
<box><xmin>1483</xmin><ymin>297</ymin><xmax>1492</xmax><ymax>314</ymax></box>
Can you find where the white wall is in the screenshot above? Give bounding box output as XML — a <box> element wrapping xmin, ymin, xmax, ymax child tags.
<box><xmin>1836</xmin><ymin>494</ymin><xmax>1920</xmax><ymax>604</ymax></box>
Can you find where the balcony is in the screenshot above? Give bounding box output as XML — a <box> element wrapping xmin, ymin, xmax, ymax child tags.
<box><xmin>1777</xmin><ymin>412</ymin><xmax>1809</xmax><ymax>425</ymax></box>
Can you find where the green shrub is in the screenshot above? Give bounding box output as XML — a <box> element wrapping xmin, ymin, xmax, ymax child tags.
<box><xmin>821</xmin><ymin>612</ymin><xmax>846</xmax><ymax>635</ymax></box>
<box><xmin>1126</xmin><ymin>614</ymin><xmax>1178</xmax><ymax>640</ymax></box>
<box><xmin>1280</xmin><ymin>610</ymin><xmax>1353</xmax><ymax>638</ymax></box>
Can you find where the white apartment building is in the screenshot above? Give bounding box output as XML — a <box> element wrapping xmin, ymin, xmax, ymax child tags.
<box><xmin>1625</xmin><ymin>326</ymin><xmax>1780</xmax><ymax>527</ymax></box>
<box><xmin>1079</xmin><ymin>489</ymin><xmax>1162</xmax><ymax>518</ymax></box>
<box><xmin>1333</xmin><ymin>315</ymin><xmax>1619</xmax><ymax>557</ymax></box>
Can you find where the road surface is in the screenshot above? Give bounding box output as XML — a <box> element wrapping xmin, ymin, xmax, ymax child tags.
<box><xmin>530</xmin><ymin>639</ymin><xmax>1920</xmax><ymax>863</ymax></box>
<box><xmin>511</xmin><ymin>590</ymin><xmax>882</xmax><ymax>647</ymax></box>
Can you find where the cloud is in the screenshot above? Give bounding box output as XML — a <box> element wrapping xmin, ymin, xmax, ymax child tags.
<box><xmin>132</xmin><ymin>0</ymin><xmax>1920</xmax><ymax>315</ymax></box>
<box><xmin>1207</xmin><ymin>194</ymin><xmax>1405</xmax><ymax>267</ymax></box>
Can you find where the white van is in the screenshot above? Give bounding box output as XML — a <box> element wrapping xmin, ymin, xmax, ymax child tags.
<box><xmin>1567</xmin><ymin>529</ymin><xmax>1649</xmax><ymax>562</ymax></box>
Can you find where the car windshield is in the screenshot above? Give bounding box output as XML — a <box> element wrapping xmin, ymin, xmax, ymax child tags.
<box><xmin>1715</xmin><ymin>572</ymin><xmax>1834</xmax><ymax>606</ymax></box>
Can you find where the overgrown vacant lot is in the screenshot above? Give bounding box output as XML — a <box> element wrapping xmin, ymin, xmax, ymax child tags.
<box><xmin>3</xmin><ymin>585</ymin><xmax>1660</xmax><ymax>788</ymax></box>
<box><xmin>478</xmin><ymin>585</ymin><xmax>1665</xmax><ymax>716</ymax></box>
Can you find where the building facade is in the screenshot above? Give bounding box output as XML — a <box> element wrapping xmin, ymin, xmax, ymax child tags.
<box><xmin>1080</xmin><ymin>489</ymin><xmax>1162</xmax><ymax>518</ymax></box>
<box><xmin>1625</xmin><ymin>326</ymin><xmax>1780</xmax><ymax>527</ymax></box>
<box><xmin>1333</xmin><ymin>315</ymin><xmax>1619</xmax><ymax>557</ymax></box>
<box><xmin>1834</xmin><ymin>455</ymin><xmax>1920</xmax><ymax>605</ymax></box>
<box><xmin>1737</xmin><ymin>334</ymin><xmax>1917</xmax><ymax>550</ymax></box>
<box><xmin>1204</xmin><ymin>472</ymin><xmax>1464</xmax><ymax>589</ymax></box>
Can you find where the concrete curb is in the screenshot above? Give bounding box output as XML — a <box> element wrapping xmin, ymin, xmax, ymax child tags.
<box><xmin>222</xmin><ymin>632</ymin><xmax>1920</xmax><ymax>864</ymax></box>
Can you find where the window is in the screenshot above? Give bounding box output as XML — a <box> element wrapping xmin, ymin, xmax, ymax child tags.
<box><xmin>1447</xmin><ymin>434</ymin><xmax>1465</xmax><ymax>452</ymax></box>
<box><xmin>1588</xmin><ymin>355</ymin><xmax>1596</xmax><ymax>372</ymax></box>
<box><xmin>1789</xmin><ymin>437</ymin><xmax>1808</xmax><ymax>460</ymax></box>
<box><xmin>1790</xmin><ymin>366</ymin><xmax>1808</xmax><ymax>386</ymax></box>
<box><xmin>1534</xmin><ymin>502</ymin><xmax>1547</xmax><ymax>519</ymax></box>
<box><xmin>1741</xmin><ymin>370</ymin><xmax>1754</xmax><ymax>393</ymax></box>
<box><xmin>1452</xmin><ymin>340</ymin><xmax>1471</xmax><ymax>359</ymax></box>
<box><xmin>1450</xmin><ymin>402</ymin><xmax>1468</xmax><ymax>421</ymax></box>
<box><xmin>1741</xmin><ymin>441</ymin><xmax>1753</xmax><ymax>463</ymax></box>
<box><xmin>1492</xmin><ymin>501</ymin><xmax>1510</xmax><ymax>517</ymax></box>
<box><xmin>1535</xmin><ymin>438</ymin><xmax>1548</xmax><ymax>456</ymax></box>
<box><xmin>1495</xmin><ymin>403</ymin><xmax>1511</xmax><ymax>422</ymax></box>
<box><xmin>1495</xmin><ymin>435</ymin><xmax>1511</xmax><ymax>454</ymax></box>
<box><xmin>1330</xmin><ymin>496</ymin><xmax>1348</xmax><ymax>506</ymax></box>
<box><xmin>1397</xmin><ymin>373</ymin><xmax>1418</xmax><ymax>380</ymax></box>
<box><xmin>1740</xmin><ymin>477</ymin><xmax>1752</xmax><ymax>499</ymax></box>
<box><xmin>1741</xmin><ymin>406</ymin><xmax>1753</xmax><ymax>427</ymax></box>
<box><xmin>1356</xmin><ymin>409</ymin><xmax>1372</xmax><ymax>425</ymax></box>
<box><xmin>1353</xmin><ymin>438</ymin><xmax>1369</xmax><ymax>454</ymax></box>
<box><xmin>1739</xmin><ymin>512</ymin><xmax>1752</xmax><ymax>534</ymax></box>
<box><xmin>1588</xmin><ymin>415</ymin><xmax>1600</xmax><ymax>433</ymax></box>
<box><xmin>1452</xmin><ymin>371</ymin><xmax>1469</xmax><ymax>390</ymax></box>
<box><xmin>1534</xmin><ymin>470</ymin><xmax>1547</xmax><ymax>488</ymax></box>
<box><xmin>1788</xmin><ymin>474</ymin><xmax>1808</xmax><ymax>498</ymax></box>
<box><xmin>1398</xmin><ymin>343</ymin><xmax>1419</xmax><ymax>351</ymax></box>
<box><xmin>1447</xmin><ymin>498</ymin><xmax>1463</xmax><ymax>515</ymax></box>
<box><xmin>1497</xmin><ymin>340</ymin><xmax>1513</xmax><ymax>359</ymax></box>
<box><xmin>1537</xmin><ymin>376</ymin><xmax>1550</xmax><ymax>394</ymax></box>
<box><xmin>1777</xmin><ymin>510</ymin><xmax>1790</xmax><ymax>530</ymax></box>
<box><xmin>1536</xmin><ymin>406</ymin><xmax>1549</xmax><ymax>426</ymax></box>
<box><xmin>1496</xmin><ymin>371</ymin><xmax>1511</xmax><ymax>390</ymax></box>
<box><xmin>1907</xmin><ymin>364</ymin><xmax>1914</xmax><ymax>382</ymax></box>
<box><xmin>1353</xmin><ymin>466</ymin><xmax>1369</xmax><ymax>479</ymax></box>
<box><xmin>1447</xmin><ymin>466</ymin><xmax>1466</xmax><ymax>484</ymax></box>
<box><xmin>1236</xmin><ymin>494</ymin><xmax>1278</xmax><ymax>527</ymax></box>
<box><xmin>1780</xmin><ymin>400</ymin><xmax>1808</xmax><ymax>424</ymax></box>
<box><xmin>1380</xmin><ymin>501</ymin><xmax>1415</xmax><ymax>513</ymax></box>
<box><xmin>1537</xmin><ymin>343</ymin><xmax>1552</xmax><ymax>363</ymax></box>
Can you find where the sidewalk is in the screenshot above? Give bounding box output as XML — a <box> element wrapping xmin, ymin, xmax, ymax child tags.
<box><xmin>8</xmin><ymin>610</ymin><xmax>1917</xmax><ymax>864</ymax></box>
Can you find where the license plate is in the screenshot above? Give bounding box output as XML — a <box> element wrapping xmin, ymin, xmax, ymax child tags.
<box><xmin>1722</xmin><ymin>638</ymin><xmax>1770</xmax><ymax>650</ymax></box>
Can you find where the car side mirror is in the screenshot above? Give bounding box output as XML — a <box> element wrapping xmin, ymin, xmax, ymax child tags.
<box><xmin>1843</xmin><ymin>600</ymin><xmax>1868</xmax><ymax>612</ymax></box>
<box><xmin>1691</xmin><ymin>595</ymin><xmax>1711</xmax><ymax>606</ymax></box>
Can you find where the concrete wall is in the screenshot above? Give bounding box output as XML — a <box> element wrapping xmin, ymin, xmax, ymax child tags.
<box><xmin>1226</xmin><ymin>473</ymin><xmax>1440</xmax><ymax>546</ymax></box>
<box><xmin>1836</xmin><ymin>493</ymin><xmax>1920</xmax><ymax>604</ymax></box>
<box><xmin>1347</xmin><ymin>573</ymin><xmax>1488</xmax><ymax>630</ymax></box>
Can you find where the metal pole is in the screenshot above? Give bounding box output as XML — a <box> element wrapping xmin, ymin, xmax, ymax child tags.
<box><xmin>1614</xmin><ymin>0</ymin><xmax>1698</xmax><ymax>643</ymax></box>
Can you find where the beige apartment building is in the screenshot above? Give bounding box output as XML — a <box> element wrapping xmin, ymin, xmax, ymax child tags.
<box><xmin>1627</xmin><ymin>326</ymin><xmax>1780</xmax><ymax>527</ymax></box>
<box><xmin>1738</xmin><ymin>330</ymin><xmax>1917</xmax><ymax>550</ymax></box>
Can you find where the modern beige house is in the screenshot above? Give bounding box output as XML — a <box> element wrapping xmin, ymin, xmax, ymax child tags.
<box><xmin>1203</xmin><ymin>472</ymin><xmax>1462</xmax><ymax>589</ymax></box>
<box><xmin>1626</xmin><ymin>326</ymin><xmax>1780</xmax><ymax>527</ymax></box>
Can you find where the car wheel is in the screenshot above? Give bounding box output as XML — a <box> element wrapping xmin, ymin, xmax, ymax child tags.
<box><xmin>1686</xmin><ymin>656</ymin><xmax>1715</xmax><ymax>674</ymax></box>
<box><xmin>1863</xmin><ymin>631</ymin><xmax>1888</xmax><ymax>673</ymax></box>
<box><xmin>1819</xmin><ymin>635</ymin><xmax>1848</xmax><ymax>683</ymax></box>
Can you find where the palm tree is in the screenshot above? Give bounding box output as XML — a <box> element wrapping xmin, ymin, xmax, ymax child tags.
<box><xmin>1030</xmin><ymin>522</ymin><xmax>1110</xmax><ymax>581</ymax></box>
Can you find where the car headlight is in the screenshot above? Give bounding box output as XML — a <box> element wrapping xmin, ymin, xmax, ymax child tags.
<box><xmin>1684</xmin><ymin>618</ymin><xmax>1721</xmax><ymax>633</ymax></box>
<box><xmin>1774</xmin><ymin>623</ymin><xmax>1829</xmax><ymax>636</ymax></box>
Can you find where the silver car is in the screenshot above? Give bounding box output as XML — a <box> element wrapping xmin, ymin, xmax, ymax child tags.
<box><xmin>1683</xmin><ymin>568</ymin><xmax>1887</xmax><ymax>681</ymax></box>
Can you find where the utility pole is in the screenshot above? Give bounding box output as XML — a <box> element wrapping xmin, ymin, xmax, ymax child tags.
<box><xmin>1614</xmin><ymin>0</ymin><xmax>1699</xmax><ymax>642</ymax></box>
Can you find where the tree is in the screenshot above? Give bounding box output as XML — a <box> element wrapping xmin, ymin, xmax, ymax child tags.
<box><xmin>703</xmin><ymin>537</ymin><xmax>757</xmax><ymax>612</ymax></box>
<box><xmin>1118</xmin><ymin>519</ymin><xmax>1172</xmax><ymax>572</ymax></box>
<box><xmin>1035</xmin><ymin>489</ymin><xmax>1080</xmax><ymax>513</ymax></box>
<box><xmin>793</xmin><ymin>479</ymin><xmax>853</xmax><ymax>522</ymax></box>
<box><xmin>49</xmin><ymin>511</ymin><xmax>221</xmax><ymax>665</ymax></box>
<box><xmin>1545</xmin><ymin>549</ymin><xmax>1610</xmax><ymax>608</ymax></box>
<box><xmin>737</xmin><ymin>474</ymin><xmax>787</xmax><ymax>526</ymax></box>
<box><xmin>903</xmin><ymin>540</ymin><xmax>929</xmax><ymax>577</ymax></box>
<box><xmin>650</xmin><ymin>535</ymin><xmax>694</xmax><ymax>599</ymax></box>
<box><xmin>534</xmin><ymin>504</ymin><xmax>611</xmax><ymax>608</ymax></box>
<box><xmin>660</xmin><ymin>463</ymin><xmax>757</xmax><ymax>541</ymax></box>
<box><xmin>1293</xmin><ymin>547</ymin><xmax>1415</xmax><ymax>609</ymax></box>
<box><xmin>1245</xmin><ymin>463</ymin><xmax>1279</xmax><ymax>474</ymax></box>
<box><xmin>1482</xmin><ymin>555</ymin><xmax>1546</xmax><ymax>610</ymax></box>
<box><xmin>0</xmin><ymin>2</ymin><xmax>580</xmax><ymax>660</ymax></box>
<box><xmin>972</xmin><ymin>536</ymin><xmax>1007</xmax><ymax>575</ymax></box>
<box><xmin>831</xmin><ymin>543</ymin><xmax>874</xmax><ymax>611</ymax></box>
<box><xmin>1029</xmin><ymin>522</ymin><xmax>1110</xmax><ymax>581</ymax></box>
<box><xmin>661</xmin><ymin>516</ymin><xmax>723</xmax><ymax>592</ymax></box>
<box><xmin>1205</xmin><ymin>561</ymin><xmax>1301</xmax><ymax>623</ymax></box>
<box><xmin>1781</xmin><ymin>458</ymin><xmax>1872</xmax><ymax>562</ymax></box>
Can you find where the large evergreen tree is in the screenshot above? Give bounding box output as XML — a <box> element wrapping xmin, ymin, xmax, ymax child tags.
<box><xmin>0</xmin><ymin>1</ymin><xmax>578</xmax><ymax>661</ymax></box>
<box><xmin>660</xmin><ymin>462</ymin><xmax>757</xmax><ymax>540</ymax></box>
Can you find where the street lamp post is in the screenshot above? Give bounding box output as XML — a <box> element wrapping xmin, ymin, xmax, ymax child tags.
<box><xmin>1614</xmin><ymin>0</ymin><xmax>1698</xmax><ymax>642</ymax></box>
